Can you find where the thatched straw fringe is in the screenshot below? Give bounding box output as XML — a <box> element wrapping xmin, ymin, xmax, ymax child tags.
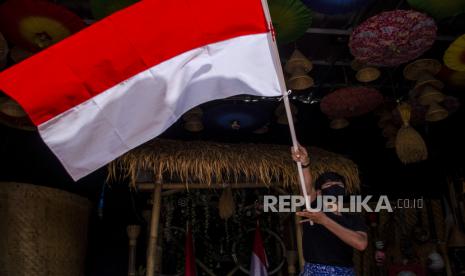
<box><xmin>108</xmin><ymin>139</ymin><xmax>360</xmax><ymax>194</ymax></box>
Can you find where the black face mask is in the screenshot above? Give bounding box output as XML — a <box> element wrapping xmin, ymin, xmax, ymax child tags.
<box><xmin>321</xmin><ymin>185</ymin><xmax>345</xmax><ymax>197</ymax></box>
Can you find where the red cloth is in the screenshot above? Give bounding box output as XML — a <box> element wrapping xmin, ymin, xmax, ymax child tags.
<box><xmin>185</xmin><ymin>225</ymin><xmax>197</xmax><ymax>276</ymax></box>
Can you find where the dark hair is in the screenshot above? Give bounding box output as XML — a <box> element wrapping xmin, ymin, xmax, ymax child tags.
<box><xmin>315</xmin><ymin>172</ymin><xmax>345</xmax><ymax>190</ymax></box>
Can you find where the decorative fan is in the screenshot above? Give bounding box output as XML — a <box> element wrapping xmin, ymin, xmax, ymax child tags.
<box><xmin>0</xmin><ymin>32</ymin><xmax>8</xmax><ymax>69</ymax></box>
<box><xmin>444</xmin><ymin>34</ymin><xmax>465</xmax><ymax>72</ymax></box>
<box><xmin>0</xmin><ymin>0</ymin><xmax>86</xmax><ymax>52</ymax></box>
<box><xmin>320</xmin><ymin>87</ymin><xmax>383</xmax><ymax>129</ymax></box>
<box><xmin>349</xmin><ymin>10</ymin><xmax>436</xmax><ymax>67</ymax></box>
<box><xmin>90</xmin><ymin>0</ymin><xmax>139</xmax><ymax>20</ymax></box>
<box><xmin>203</xmin><ymin>103</ymin><xmax>270</xmax><ymax>132</ymax></box>
<box><xmin>269</xmin><ymin>0</ymin><xmax>312</xmax><ymax>45</ymax></box>
<box><xmin>407</xmin><ymin>0</ymin><xmax>465</xmax><ymax>20</ymax></box>
<box><xmin>301</xmin><ymin>0</ymin><xmax>372</xmax><ymax>15</ymax></box>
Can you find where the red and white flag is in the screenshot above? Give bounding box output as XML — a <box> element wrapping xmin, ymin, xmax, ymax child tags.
<box><xmin>250</xmin><ymin>223</ymin><xmax>269</xmax><ymax>276</ymax></box>
<box><xmin>0</xmin><ymin>0</ymin><xmax>282</xmax><ymax>180</ymax></box>
<box><xmin>185</xmin><ymin>224</ymin><xmax>197</xmax><ymax>276</ymax></box>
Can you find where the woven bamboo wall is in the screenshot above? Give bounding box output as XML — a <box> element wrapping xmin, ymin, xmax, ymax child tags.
<box><xmin>0</xmin><ymin>182</ymin><xmax>91</xmax><ymax>276</ymax></box>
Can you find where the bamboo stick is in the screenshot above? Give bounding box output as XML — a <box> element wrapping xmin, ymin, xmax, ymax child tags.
<box><xmin>259</xmin><ymin>0</ymin><xmax>311</xmax><ymax>213</ymax></box>
<box><xmin>294</xmin><ymin>214</ymin><xmax>305</xmax><ymax>271</ymax></box>
<box><xmin>146</xmin><ymin>175</ymin><xmax>162</xmax><ymax>276</ymax></box>
<box><xmin>127</xmin><ymin>225</ymin><xmax>141</xmax><ymax>276</ymax></box>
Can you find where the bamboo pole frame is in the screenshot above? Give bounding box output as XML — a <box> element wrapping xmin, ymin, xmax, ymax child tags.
<box><xmin>146</xmin><ymin>175</ymin><xmax>162</xmax><ymax>276</ymax></box>
<box><xmin>127</xmin><ymin>225</ymin><xmax>141</xmax><ymax>276</ymax></box>
<box><xmin>294</xmin><ymin>214</ymin><xmax>305</xmax><ymax>270</ymax></box>
<box><xmin>137</xmin><ymin>182</ymin><xmax>269</xmax><ymax>191</ymax></box>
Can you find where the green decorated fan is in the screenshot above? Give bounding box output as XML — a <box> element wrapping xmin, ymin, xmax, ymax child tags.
<box><xmin>90</xmin><ymin>0</ymin><xmax>139</xmax><ymax>20</ymax></box>
<box><xmin>269</xmin><ymin>0</ymin><xmax>312</xmax><ymax>45</ymax></box>
<box><xmin>407</xmin><ymin>0</ymin><xmax>465</xmax><ymax>20</ymax></box>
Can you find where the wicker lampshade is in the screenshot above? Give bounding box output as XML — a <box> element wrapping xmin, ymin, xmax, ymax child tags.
<box><xmin>417</xmin><ymin>85</ymin><xmax>446</xmax><ymax>106</ymax></box>
<box><xmin>330</xmin><ymin>118</ymin><xmax>349</xmax><ymax>129</ymax></box>
<box><xmin>425</xmin><ymin>102</ymin><xmax>448</xmax><ymax>122</ymax></box>
<box><xmin>285</xmin><ymin>49</ymin><xmax>312</xmax><ymax>74</ymax></box>
<box><xmin>414</xmin><ymin>73</ymin><xmax>444</xmax><ymax>91</ymax></box>
<box><xmin>288</xmin><ymin>68</ymin><xmax>314</xmax><ymax>90</ymax></box>
<box><xmin>403</xmin><ymin>59</ymin><xmax>442</xmax><ymax>81</ymax></box>
<box><xmin>356</xmin><ymin>67</ymin><xmax>381</xmax><ymax>83</ymax></box>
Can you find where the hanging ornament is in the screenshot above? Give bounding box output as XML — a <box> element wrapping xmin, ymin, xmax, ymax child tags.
<box><xmin>349</xmin><ymin>10</ymin><xmax>436</xmax><ymax>67</ymax></box>
<box><xmin>301</xmin><ymin>0</ymin><xmax>372</xmax><ymax>15</ymax></box>
<box><xmin>425</xmin><ymin>102</ymin><xmax>449</xmax><ymax>122</ymax></box>
<box><xmin>320</xmin><ymin>87</ymin><xmax>383</xmax><ymax>129</ymax></box>
<box><xmin>407</xmin><ymin>0</ymin><xmax>465</xmax><ymax>20</ymax></box>
<box><xmin>355</xmin><ymin>66</ymin><xmax>380</xmax><ymax>83</ymax></box>
<box><xmin>285</xmin><ymin>49</ymin><xmax>314</xmax><ymax>90</ymax></box>
<box><xmin>351</xmin><ymin>59</ymin><xmax>381</xmax><ymax>83</ymax></box>
<box><xmin>218</xmin><ymin>186</ymin><xmax>235</xmax><ymax>220</ymax></box>
<box><xmin>444</xmin><ymin>34</ymin><xmax>465</xmax><ymax>72</ymax></box>
<box><xmin>416</xmin><ymin>85</ymin><xmax>445</xmax><ymax>106</ymax></box>
<box><xmin>90</xmin><ymin>0</ymin><xmax>139</xmax><ymax>20</ymax></box>
<box><xmin>403</xmin><ymin>59</ymin><xmax>442</xmax><ymax>81</ymax></box>
<box><xmin>268</xmin><ymin>0</ymin><xmax>312</xmax><ymax>45</ymax></box>
<box><xmin>0</xmin><ymin>0</ymin><xmax>86</xmax><ymax>52</ymax></box>
<box><xmin>395</xmin><ymin>103</ymin><xmax>428</xmax><ymax>164</ymax></box>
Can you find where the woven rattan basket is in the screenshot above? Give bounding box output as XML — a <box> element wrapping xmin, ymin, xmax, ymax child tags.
<box><xmin>0</xmin><ymin>182</ymin><xmax>91</xmax><ymax>276</ymax></box>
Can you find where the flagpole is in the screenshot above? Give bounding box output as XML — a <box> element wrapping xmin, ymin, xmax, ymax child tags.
<box><xmin>259</xmin><ymin>0</ymin><xmax>312</xmax><ymax>213</ymax></box>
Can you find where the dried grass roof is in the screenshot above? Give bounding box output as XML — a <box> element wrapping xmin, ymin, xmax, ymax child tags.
<box><xmin>109</xmin><ymin>139</ymin><xmax>360</xmax><ymax>193</ymax></box>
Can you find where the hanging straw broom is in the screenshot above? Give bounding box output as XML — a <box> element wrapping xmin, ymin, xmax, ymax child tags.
<box><xmin>395</xmin><ymin>103</ymin><xmax>428</xmax><ymax>164</ymax></box>
<box><xmin>218</xmin><ymin>186</ymin><xmax>235</xmax><ymax>220</ymax></box>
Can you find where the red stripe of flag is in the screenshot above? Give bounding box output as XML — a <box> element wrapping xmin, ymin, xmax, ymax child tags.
<box><xmin>0</xmin><ymin>0</ymin><xmax>268</xmax><ymax>125</ymax></box>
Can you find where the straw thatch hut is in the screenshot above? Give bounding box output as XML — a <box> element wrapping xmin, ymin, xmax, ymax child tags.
<box><xmin>109</xmin><ymin>138</ymin><xmax>360</xmax><ymax>193</ymax></box>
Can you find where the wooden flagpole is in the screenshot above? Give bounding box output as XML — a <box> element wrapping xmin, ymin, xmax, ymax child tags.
<box><xmin>259</xmin><ymin>0</ymin><xmax>312</xmax><ymax>212</ymax></box>
<box><xmin>146</xmin><ymin>174</ymin><xmax>163</xmax><ymax>276</ymax></box>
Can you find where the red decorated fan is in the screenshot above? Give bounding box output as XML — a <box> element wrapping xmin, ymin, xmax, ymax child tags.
<box><xmin>0</xmin><ymin>0</ymin><xmax>85</xmax><ymax>52</ymax></box>
<box><xmin>320</xmin><ymin>87</ymin><xmax>383</xmax><ymax>129</ymax></box>
<box><xmin>349</xmin><ymin>10</ymin><xmax>436</xmax><ymax>67</ymax></box>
